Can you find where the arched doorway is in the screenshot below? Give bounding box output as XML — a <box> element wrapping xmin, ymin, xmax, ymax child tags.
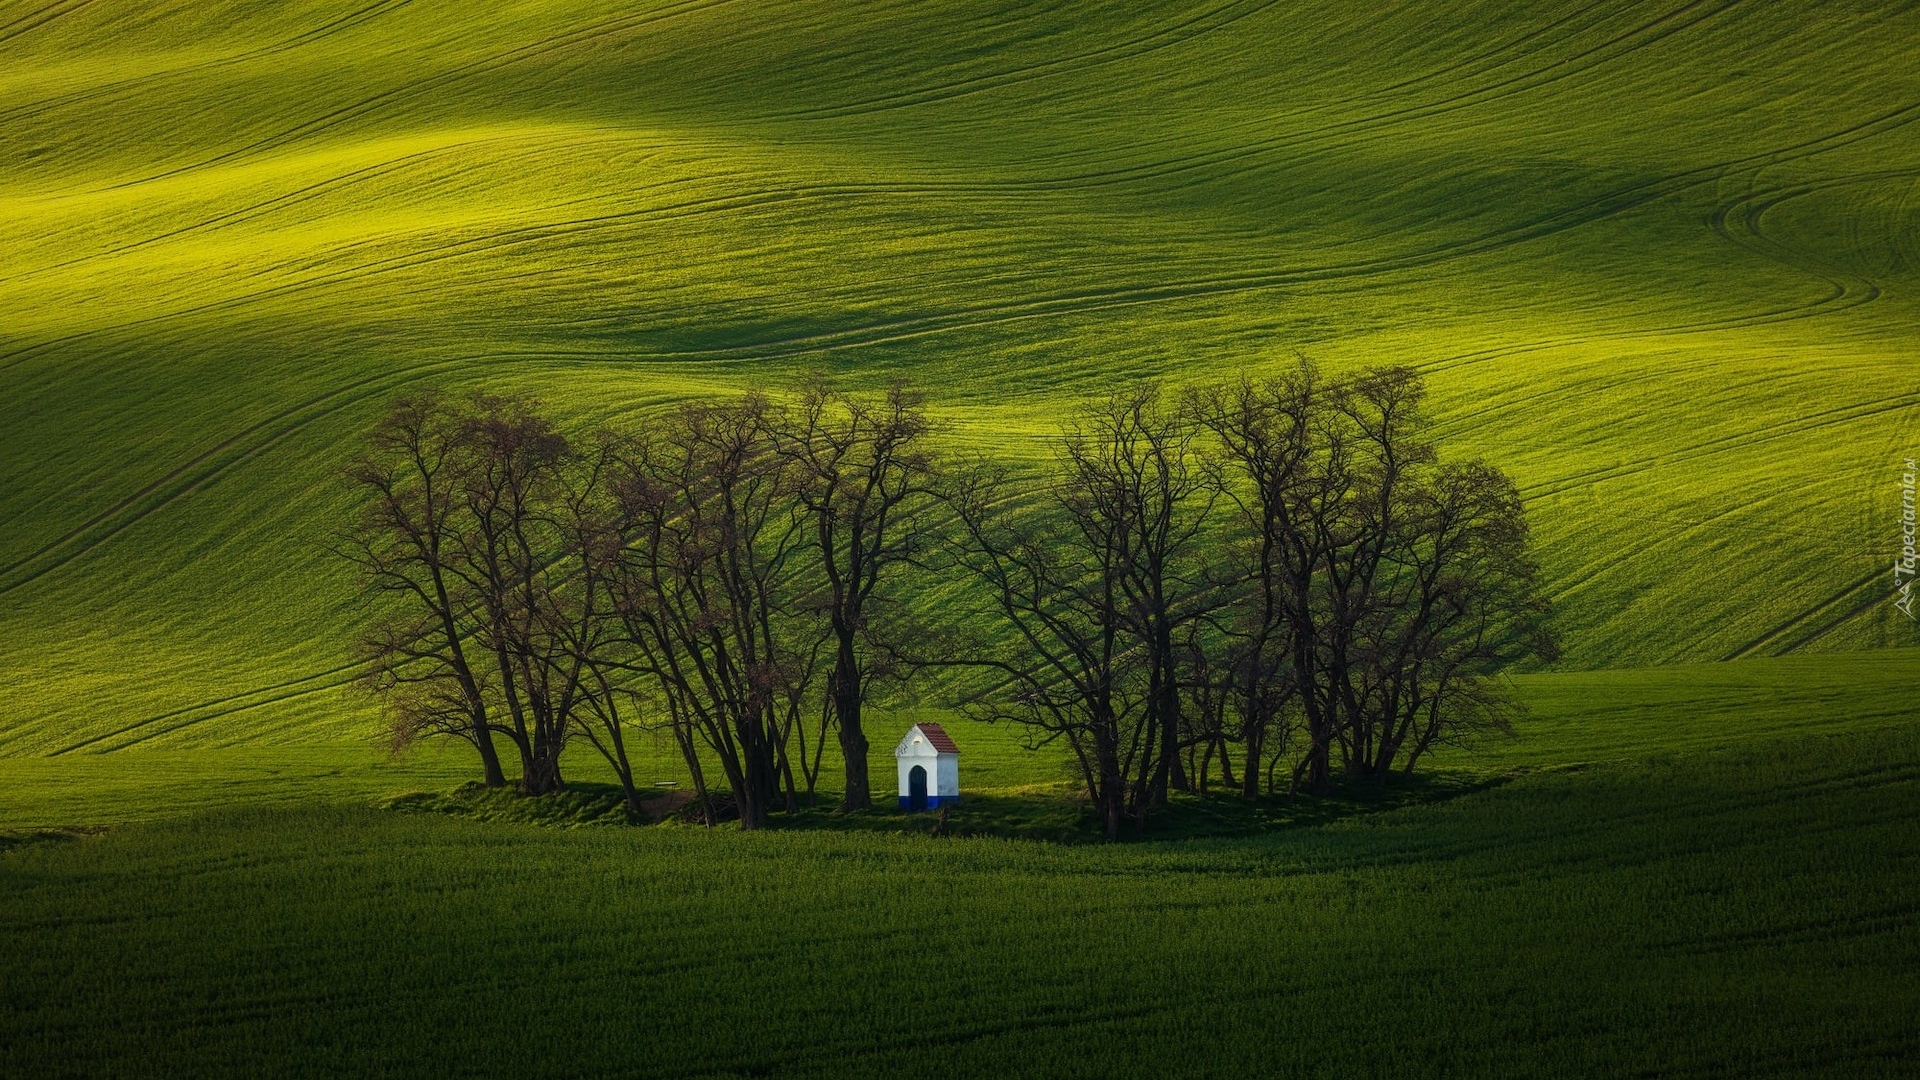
<box><xmin>908</xmin><ymin>765</ymin><xmax>928</xmax><ymax>811</ymax></box>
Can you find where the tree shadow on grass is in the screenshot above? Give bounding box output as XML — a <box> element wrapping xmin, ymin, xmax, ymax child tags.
<box><xmin>378</xmin><ymin>770</ymin><xmax>1513</xmax><ymax>843</ymax></box>
<box><xmin>0</xmin><ymin>826</ymin><xmax>108</xmax><ymax>854</ymax></box>
<box><xmin>775</xmin><ymin>769</ymin><xmax>1512</xmax><ymax>843</ymax></box>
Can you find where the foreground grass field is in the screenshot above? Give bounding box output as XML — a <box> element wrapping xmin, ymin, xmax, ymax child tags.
<box><xmin>3</xmin><ymin>0</ymin><xmax>1919</xmax><ymax>751</ymax></box>
<box><xmin>3</xmin><ymin>655</ymin><xmax>1917</xmax><ymax>1078</ymax></box>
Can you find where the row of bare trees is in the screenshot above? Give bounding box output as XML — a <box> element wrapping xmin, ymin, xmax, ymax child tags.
<box><xmin>342</xmin><ymin>365</ymin><xmax>1555</xmax><ymax>836</ymax></box>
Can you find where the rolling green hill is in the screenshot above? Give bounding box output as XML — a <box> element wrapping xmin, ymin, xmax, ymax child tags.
<box><xmin>5</xmin><ymin>6</ymin><xmax>1918</xmax><ymax>1073</ymax></box>
<box><xmin>3</xmin><ymin>0</ymin><xmax>1919</xmax><ymax>753</ymax></box>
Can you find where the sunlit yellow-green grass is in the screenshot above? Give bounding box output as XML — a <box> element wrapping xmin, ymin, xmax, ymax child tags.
<box><xmin>4</xmin><ymin>0</ymin><xmax>1920</xmax><ymax>754</ymax></box>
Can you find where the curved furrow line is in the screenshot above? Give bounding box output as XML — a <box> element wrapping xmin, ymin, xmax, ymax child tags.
<box><xmin>1431</xmin><ymin>351</ymin><xmax>1742</xmax><ymax>437</ymax></box>
<box><xmin>45</xmin><ymin>662</ymin><xmax>362</xmax><ymax>755</ymax></box>
<box><xmin>1775</xmin><ymin>579</ymin><xmax>1899</xmax><ymax>653</ymax></box>
<box><xmin>4</xmin><ymin>100</ymin><xmax>1907</xmax><ymax>406</ymax></box>
<box><xmin>0</xmin><ymin>358</ymin><xmax>475</xmax><ymax>596</ymax></box>
<box><xmin>0</xmin><ymin>0</ymin><xmax>414</xmax><ymax>129</ymax></box>
<box><xmin>1361</xmin><ymin>0</ymin><xmax>1658</xmax><ymax>101</ymax></box>
<box><xmin>758</xmin><ymin>0</ymin><xmax>1288</xmax><ymax>122</ymax></box>
<box><xmin>13</xmin><ymin>69</ymin><xmax>1903</xmax><ymax>385</ymax></box>
<box><xmin>1707</xmin><ymin>169</ymin><xmax>1894</xmax><ymax>313</ymax></box>
<box><xmin>1420</xmin><ymin>270</ymin><xmax>1861</xmax><ymax>383</ymax></box>
<box><xmin>780</xmin><ymin>0</ymin><xmax>1739</xmax><ymax>196</ymax></box>
<box><xmin>0</xmin><ymin>129</ymin><xmax>554</xmax><ymax>285</ymax></box>
<box><xmin>1419</xmin><ymin>281</ymin><xmax>1852</xmax><ymax>379</ymax></box>
<box><xmin>1897</xmin><ymin>176</ymin><xmax>1920</xmax><ymax>269</ymax></box>
<box><xmin>761</xmin><ymin>0</ymin><xmax>1681</xmax><ymax>138</ymax></box>
<box><xmin>1542</xmin><ymin>490</ymin><xmax>1870</xmax><ymax>607</ymax></box>
<box><xmin>240</xmin><ymin>182</ymin><xmax>795</xmax><ymax>282</ymax></box>
<box><xmin>1129</xmin><ymin>0</ymin><xmax>1747</xmax><ymax>194</ymax></box>
<box><xmin>811</xmin><ymin>14</ymin><xmax>1902</xmax><ymax>215</ymax></box>
<box><xmin>1520</xmin><ymin>390</ymin><xmax>1920</xmax><ymax>504</ymax></box>
<box><xmin>0</xmin><ymin>339</ymin><xmax>615</xmax><ymax>599</ymax></box>
<box><xmin>1426</xmin><ymin>164</ymin><xmax>1920</xmax><ymax>384</ymax></box>
<box><xmin>81</xmin><ymin>0</ymin><xmax>741</xmax><ymax>197</ymax></box>
<box><xmin>214</xmin><ymin>133</ymin><xmax>1750</xmax><ymax>350</ymax></box>
<box><xmin>48</xmin><ymin>0</ymin><xmax>1717</xmax><ymax>216</ymax></box>
<box><xmin>0</xmin><ymin>0</ymin><xmax>88</xmax><ymax>48</ymax></box>
<box><xmin>0</xmin><ymin>147</ymin><xmax>1740</xmax><ymax>386</ymax></box>
<box><xmin>1722</xmin><ymin>566</ymin><xmax>1886</xmax><ymax>660</ymax></box>
<box><xmin>0</xmin><ymin>185</ymin><xmax>791</xmax><ymax>376</ymax></box>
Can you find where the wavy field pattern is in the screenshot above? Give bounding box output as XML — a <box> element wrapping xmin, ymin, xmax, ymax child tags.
<box><xmin>2</xmin><ymin>0</ymin><xmax>1917</xmax><ymax>752</ymax></box>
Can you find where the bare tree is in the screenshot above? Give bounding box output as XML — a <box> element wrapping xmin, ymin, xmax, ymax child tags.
<box><xmin>343</xmin><ymin>393</ymin><xmax>614</xmax><ymax>798</ymax></box>
<box><xmin>445</xmin><ymin>397</ymin><xmax>580</xmax><ymax>795</ymax></box>
<box><xmin>341</xmin><ymin>394</ymin><xmax>509</xmax><ymax>788</ymax></box>
<box><xmin>1195</xmin><ymin>364</ymin><xmax>1351</xmax><ymax>794</ymax></box>
<box><xmin>1061</xmin><ymin>385</ymin><xmax>1214</xmax><ymax>813</ymax></box>
<box><xmin>933</xmin><ymin>461</ymin><xmax>1148</xmax><ymax>839</ymax></box>
<box><xmin>539</xmin><ymin>435</ymin><xmax>647</xmax><ymax>816</ymax></box>
<box><xmin>771</xmin><ymin>378</ymin><xmax>938</xmax><ymax>811</ymax></box>
<box><xmin>1197</xmin><ymin>362</ymin><xmax>1555</xmax><ymax>792</ymax></box>
<box><xmin>1343</xmin><ymin>460</ymin><xmax>1558</xmax><ymax>777</ymax></box>
<box><xmin>343</xmin><ymin>371</ymin><xmax>1552</xmax><ymax>826</ymax></box>
<box><xmin>607</xmin><ymin>396</ymin><xmax>822</xmax><ymax>830</ymax></box>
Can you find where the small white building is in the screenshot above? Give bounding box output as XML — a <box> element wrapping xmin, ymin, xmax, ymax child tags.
<box><xmin>894</xmin><ymin>722</ymin><xmax>960</xmax><ymax>811</ymax></box>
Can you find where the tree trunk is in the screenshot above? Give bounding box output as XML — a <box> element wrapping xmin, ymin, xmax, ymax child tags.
<box><xmin>833</xmin><ymin>632</ymin><xmax>871</xmax><ymax>811</ymax></box>
<box><xmin>1157</xmin><ymin>629</ymin><xmax>1185</xmax><ymax>797</ymax></box>
<box><xmin>1096</xmin><ymin>725</ymin><xmax>1124</xmax><ymax>840</ymax></box>
<box><xmin>475</xmin><ymin>723</ymin><xmax>508</xmax><ymax>788</ymax></box>
<box><xmin>1240</xmin><ymin>722</ymin><xmax>1264</xmax><ymax>802</ymax></box>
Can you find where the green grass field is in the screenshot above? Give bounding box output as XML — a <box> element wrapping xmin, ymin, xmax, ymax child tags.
<box><xmin>3</xmin><ymin>0</ymin><xmax>1919</xmax><ymax>1075</ymax></box>
<box><xmin>4</xmin><ymin>655</ymin><xmax>1919</xmax><ymax>1077</ymax></box>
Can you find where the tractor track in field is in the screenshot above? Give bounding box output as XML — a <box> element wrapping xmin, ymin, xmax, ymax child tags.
<box><xmin>1723</xmin><ymin>566</ymin><xmax>1889</xmax><ymax>660</ymax></box>
<box><xmin>752</xmin><ymin>0</ymin><xmax>1290</xmax><ymax>123</ymax></box>
<box><xmin>1704</xmin><ymin>168</ymin><xmax>1903</xmax><ymax>312</ymax></box>
<box><xmin>40</xmin><ymin>663</ymin><xmax>365</xmax><ymax>756</ymax></box>
<box><xmin>945</xmin><ymin>0</ymin><xmax>1750</xmax><ymax>201</ymax></box>
<box><xmin>1</xmin><ymin>3</ymin><xmax>1912</xmax><ymax>690</ymax></box>
<box><xmin>70</xmin><ymin>0</ymin><xmax>742</xmax><ymax>197</ymax></box>
<box><xmin>1423</xmin><ymin>159</ymin><xmax>1920</xmax><ymax>385</ymax></box>
<box><xmin>3</xmin><ymin>4</ymin><xmax>1903</xmax><ymax>370</ymax></box>
<box><xmin>0</xmin><ymin>129</ymin><xmax>556</xmax><ymax>285</ymax></box>
<box><xmin>0</xmin><ymin>358</ymin><xmax>480</xmax><ymax>597</ymax></box>
<box><xmin>1519</xmin><ymin>388</ymin><xmax>1920</xmax><ymax>504</ymax></box>
<box><xmin>1432</xmin><ymin>162</ymin><xmax>1911</xmax><ymax>656</ymax></box>
<box><xmin>0</xmin><ymin>0</ymin><xmax>417</xmax><ymax>134</ymax></box>
<box><xmin>1540</xmin><ymin>495</ymin><xmax>1868</xmax><ymax>620</ymax></box>
<box><xmin>24</xmin><ymin>0</ymin><xmax>1736</xmax><ymax>215</ymax></box>
<box><xmin>302</xmin><ymin>77</ymin><xmax>1920</xmax><ymax>339</ymax></box>
<box><xmin>1770</xmin><ymin>575</ymin><xmax>1898</xmax><ymax>653</ymax></box>
<box><xmin>2</xmin><ymin>105</ymin><xmax>1913</xmax><ymax>604</ymax></box>
<box><xmin>0</xmin><ymin>0</ymin><xmax>90</xmax><ymax>48</ymax></box>
<box><xmin>756</xmin><ymin>0</ymin><xmax>1697</xmax><ymax>144</ymax></box>
<box><xmin>0</xmin><ymin>107</ymin><xmax>1904</xmax><ymax>588</ymax></box>
<box><xmin>1358</xmin><ymin>0</ymin><xmax>1656</xmax><ymax>103</ymax></box>
<box><xmin>1425</xmin><ymin>163</ymin><xmax>1918</xmax><ymax>432</ymax></box>
<box><xmin>0</xmin><ymin>129</ymin><xmax>687</xmax><ymax>287</ymax></box>
<box><xmin>1662</xmin><ymin>897</ymin><xmax>1920</xmax><ymax>956</ymax></box>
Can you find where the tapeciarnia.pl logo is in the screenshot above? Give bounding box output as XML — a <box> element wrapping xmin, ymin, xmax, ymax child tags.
<box><xmin>1898</xmin><ymin>457</ymin><xmax>1918</xmax><ymax>620</ymax></box>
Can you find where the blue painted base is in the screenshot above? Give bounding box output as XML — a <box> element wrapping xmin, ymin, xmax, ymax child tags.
<box><xmin>898</xmin><ymin>795</ymin><xmax>959</xmax><ymax>811</ymax></box>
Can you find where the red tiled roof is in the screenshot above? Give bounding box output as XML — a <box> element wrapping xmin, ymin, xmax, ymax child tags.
<box><xmin>915</xmin><ymin>722</ymin><xmax>960</xmax><ymax>754</ymax></box>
